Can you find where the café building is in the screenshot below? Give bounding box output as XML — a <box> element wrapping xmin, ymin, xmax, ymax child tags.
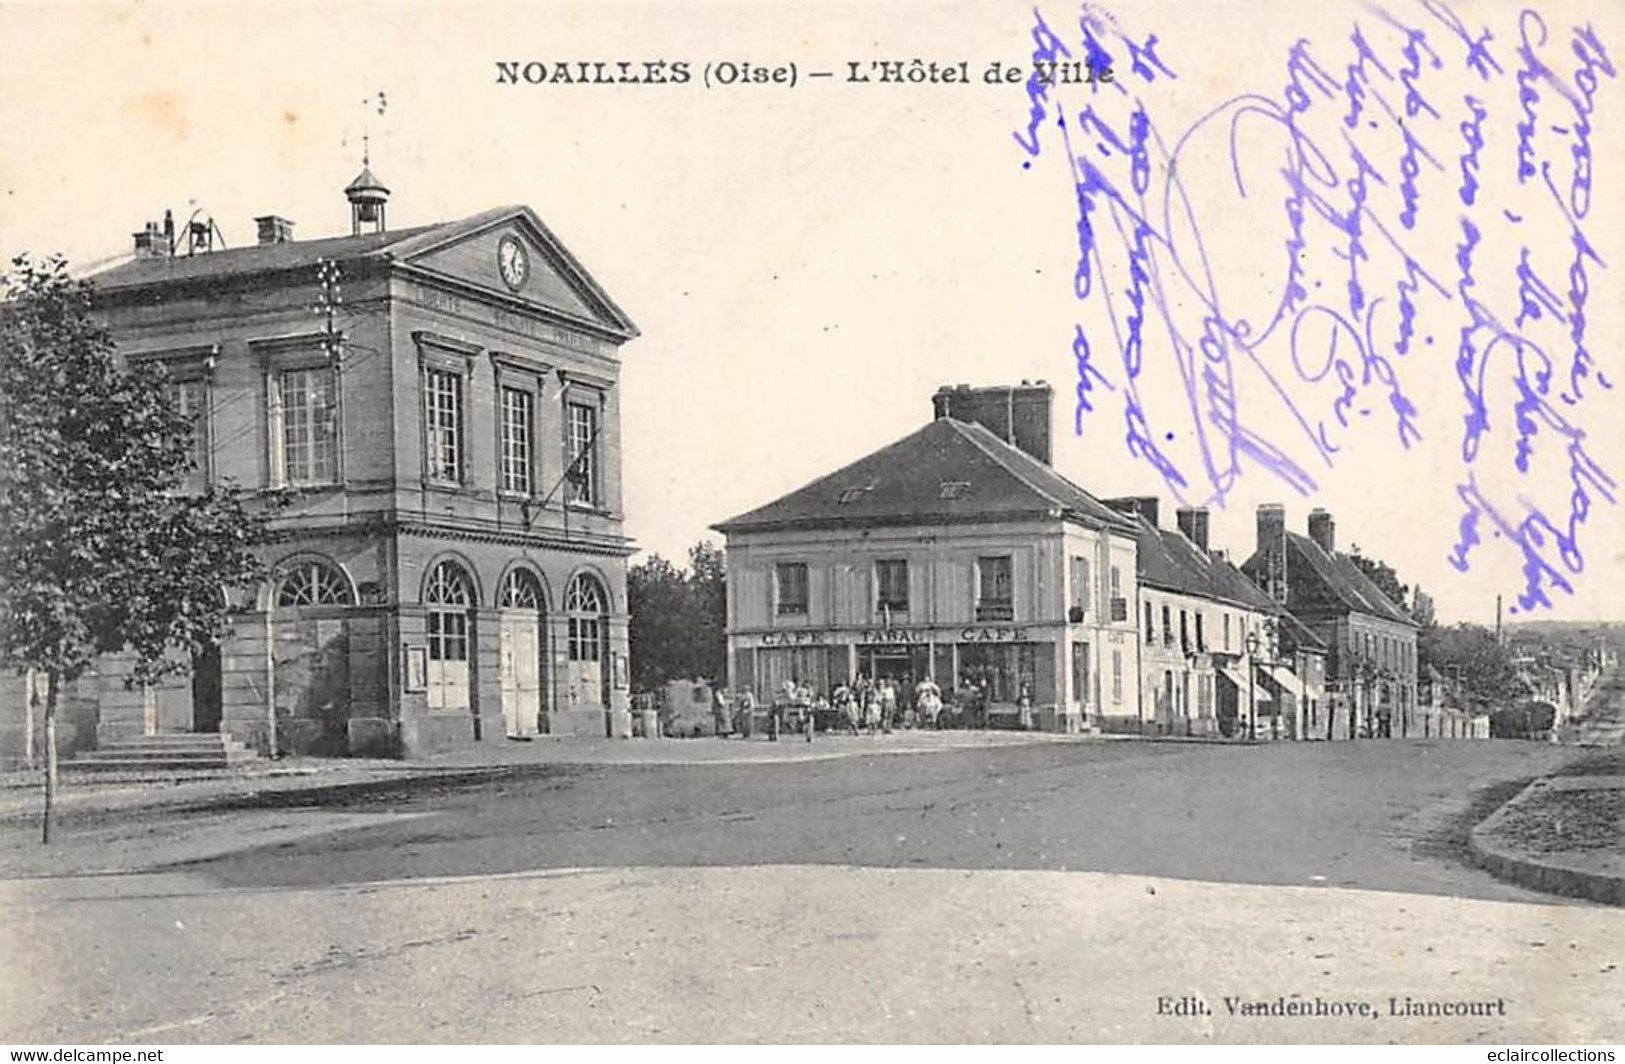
<box><xmin>713</xmin><ymin>383</ymin><xmax>1143</xmax><ymax>732</ymax></box>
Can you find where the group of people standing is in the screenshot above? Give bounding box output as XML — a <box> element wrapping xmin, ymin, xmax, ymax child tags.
<box><xmin>710</xmin><ymin>673</ymin><xmax>1036</xmax><ymax>738</ymax></box>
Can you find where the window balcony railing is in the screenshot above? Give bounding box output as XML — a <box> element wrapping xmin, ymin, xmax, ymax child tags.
<box><xmin>975</xmin><ymin>601</ymin><xmax>1014</xmax><ymax>622</ymax></box>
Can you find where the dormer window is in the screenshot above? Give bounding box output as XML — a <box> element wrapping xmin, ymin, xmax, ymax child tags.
<box><xmin>940</xmin><ymin>480</ymin><xmax>971</xmax><ymax>499</ymax></box>
<box><xmin>839</xmin><ymin>486</ymin><xmax>866</xmax><ymax>504</ymax></box>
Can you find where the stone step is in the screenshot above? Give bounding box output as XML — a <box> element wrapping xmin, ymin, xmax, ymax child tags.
<box><xmin>63</xmin><ymin>756</ymin><xmax>238</xmax><ymax>773</ymax></box>
<box><xmin>76</xmin><ymin>747</ymin><xmax>245</xmax><ymax>761</ymax></box>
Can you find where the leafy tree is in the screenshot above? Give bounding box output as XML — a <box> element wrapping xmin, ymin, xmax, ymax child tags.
<box><xmin>1346</xmin><ymin>544</ymin><xmax>1409</xmax><ymax>611</ymax></box>
<box><xmin>0</xmin><ymin>256</ymin><xmax>273</xmax><ymax>842</ymax></box>
<box><xmin>627</xmin><ymin>553</ymin><xmax>692</xmax><ymax>691</ymax></box>
<box><xmin>1418</xmin><ymin>622</ymin><xmax>1528</xmax><ymax>714</ymax></box>
<box><xmin>627</xmin><ymin>540</ymin><xmax>729</xmax><ymax>692</ymax></box>
<box><xmin>686</xmin><ymin>540</ymin><xmax>728</xmax><ymax>684</ymax></box>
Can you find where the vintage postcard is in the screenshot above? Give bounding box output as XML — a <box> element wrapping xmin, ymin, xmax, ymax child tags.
<box><xmin>0</xmin><ymin>0</ymin><xmax>1621</xmax><ymax>1049</ymax></box>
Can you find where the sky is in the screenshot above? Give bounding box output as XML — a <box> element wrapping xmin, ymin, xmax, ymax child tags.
<box><xmin>3</xmin><ymin>0</ymin><xmax>1622</xmax><ymax>626</ymax></box>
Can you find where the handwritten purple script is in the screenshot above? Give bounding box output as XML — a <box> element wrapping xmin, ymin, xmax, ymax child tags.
<box><xmin>1016</xmin><ymin>0</ymin><xmax>1617</xmax><ymax>614</ymax></box>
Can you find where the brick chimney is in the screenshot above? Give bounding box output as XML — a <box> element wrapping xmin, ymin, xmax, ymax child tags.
<box><xmin>1256</xmin><ymin>504</ymin><xmax>1288</xmax><ymax>604</ymax></box>
<box><xmin>1177</xmin><ymin>507</ymin><xmax>1210</xmax><ymax>551</ymax></box>
<box><xmin>131</xmin><ymin>212</ymin><xmax>174</xmax><ymax>258</ymax></box>
<box><xmin>1104</xmin><ymin>496</ymin><xmax>1161</xmax><ymax>528</ymax></box>
<box><xmin>1307</xmin><ymin>508</ymin><xmax>1335</xmax><ymax>554</ymax></box>
<box><xmin>933</xmin><ymin>381</ymin><xmax>1053</xmax><ymax>465</ymax></box>
<box><xmin>255</xmin><ymin>215</ymin><xmax>295</xmax><ymax>245</ymax></box>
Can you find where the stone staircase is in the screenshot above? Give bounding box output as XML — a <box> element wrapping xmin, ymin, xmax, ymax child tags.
<box><xmin>65</xmin><ymin>732</ymin><xmax>260</xmax><ymax>774</ymax></box>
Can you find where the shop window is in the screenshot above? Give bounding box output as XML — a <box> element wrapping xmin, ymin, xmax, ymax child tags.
<box><xmin>875</xmin><ymin>559</ymin><xmax>909</xmax><ymax>614</ymax></box>
<box><xmin>976</xmin><ymin>556</ymin><xmax>1013</xmax><ymax>621</ymax></box>
<box><xmin>775</xmin><ymin>562</ymin><xmax>809</xmax><ymax>616</ymax></box>
<box><xmin>958</xmin><ymin>642</ymin><xmax>1035</xmax><ymax>703</ymax></box>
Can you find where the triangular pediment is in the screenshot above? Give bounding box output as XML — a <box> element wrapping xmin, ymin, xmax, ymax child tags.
<box><xmin>388</xmin><ymin>206</ymin><xmax>638</xmax><ymax>340</ymax></box>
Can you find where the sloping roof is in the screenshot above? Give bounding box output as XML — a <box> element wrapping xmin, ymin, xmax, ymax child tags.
<box><xmin>84</xmin><ymin>224</ymin><xmax>439</xmax><ymax>290</ymax></box>
<box><xmin>82</xmin><ymin>204</ymin><xmax>639</xmax><ymax>339</ymax></box>
<box><xmin>714</xmin><ymin>417</ymin><xmax>1137</xmax><ymax>534</ymax></box>
<box><xmin>1242</xmin><ymin>532</ymin><xmax>1417</xmax><ymax>627</ymax></box>
<box><xmin>1289</xmin><ymin>533</ymin><xmax>1417</xmax><ymax>626</ymax></box>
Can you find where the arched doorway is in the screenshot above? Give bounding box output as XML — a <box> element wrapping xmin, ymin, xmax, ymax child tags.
<box><xmin>498</xmin><ymin>567</ymin><xmax>547</xmax><ymax>738</ymax></box>
<box><xmin>565</xmin><ymin>573</ymin><xmax>609</xmax><ymax>714</ymax></box>
<box><xmin>424</xmin><ymin>560</ymin><xmax>474</xmax><ymax>718</ymax></box>
<box><xmin>271</xmin><ymin>556</ymin><xmax>355</xmax><ymax>755</ymax></box>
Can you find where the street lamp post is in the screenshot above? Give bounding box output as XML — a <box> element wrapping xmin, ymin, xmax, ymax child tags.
<box><xmin>1245</xmin><ymin>630</ymin><xmax>1259</xmax><ymax>742</ymax></box>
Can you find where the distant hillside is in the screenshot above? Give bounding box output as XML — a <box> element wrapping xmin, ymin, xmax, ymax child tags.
<box><xmin>1504</xmin><ymin>620</ymin><xmax>1625</xmax><ymax>650</ymax></box>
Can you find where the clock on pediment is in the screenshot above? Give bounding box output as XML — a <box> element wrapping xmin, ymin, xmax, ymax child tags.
<box><xmin>497</xmin><ymin>234</ymin><xmax>530</xmax><ymax>292</ymax></box>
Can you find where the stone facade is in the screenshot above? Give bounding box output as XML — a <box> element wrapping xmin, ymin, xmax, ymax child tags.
<box><xmin>18</xmin><ymin>189</ymin><xmax>641</xmax><ymax>760</ymax></box>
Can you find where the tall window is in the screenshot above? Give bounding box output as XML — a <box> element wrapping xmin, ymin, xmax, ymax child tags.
<box><xmin>566</xmin><ymin>574</ymin><xmax>606</xmax><ymax>662</ymax></box>
<box><xmin>567</xmin><ymin>401</ymin><xmax>599</xmax><ymax>504</ymax></box>
<box><xmin>875</xmin><ymin>559</ymin><xmax>909</xmax><ymax>614</ymax></box>
<box><xmin>1111</xmin><ymin>649</ymin><xmax>1123</xmax><ymax>703</ymax></box>
<box><xmin>1195</xmin><ymin>612</ymin><xmax>1206</xmax><ymax>652</ymax></box>
<box><xmin>1070</xmin><ymin>556</ymin><xmax>1091</xmax><ymax>617</ymax></box>
<box><xmin>167</xmin><ymin>379</ymin><xmax>206</xmax><ymax>481</ymax></box>
<box><xmin>976</xmin><ymin>555</ymin><xmax>1013</xmax><ymax>621</ymax></box>
<box><xmin>424</xmin><ymin>369</ymin><xmax>463</xmax><ymax>483</ymax></box>
<box><xmin>1162</xmin><ymin>604</ymin><xmax>1174</xmax><ymax>647</ymax></box>
<box><xmin>1224</xmin><ymin>613</ymin><xmax>1232</xmax><ymax>651</ymax></box>
<box><xmin>1179</xmin><ymin>610</ymin><xmax>1190</xmax><ymax>653</ymax></box>
<box><xmin>499</xmin><ymin>386</ymin><xmax>534</xmax><ymax>494</ymax></box>
<box><xmin>776</xmin><ymin>562</ymin><xmax>809</xmax><ymax>616</ymax></box>
<box><xmin>280</xmin><ymin>367</ymin><xmax>337</xmax><ymax>484</ymax></box>
<box><xmin>1145</xmin><ymin>598</ymin><xmax>1156</xmax><ymax>644</ymax></box>
<box><xmin>425</xmin><ymin>562</ymin><xmax>473</xmax><ymax>664</ymax></box>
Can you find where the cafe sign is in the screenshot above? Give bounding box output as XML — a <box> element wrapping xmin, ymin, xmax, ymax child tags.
<box><xmin>758</xmin><ymin>630</ymin><xmax>827</xmax><ymax>647</ymax></box>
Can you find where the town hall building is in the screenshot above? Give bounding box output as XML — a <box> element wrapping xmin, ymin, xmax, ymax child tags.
<box><xmin>7</xmin><ymin>167</ymin><xmax>641</xmax><ymax>762</ymax></box>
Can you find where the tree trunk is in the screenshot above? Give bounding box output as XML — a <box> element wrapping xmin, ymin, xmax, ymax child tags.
<box><xmin>42</xmin><ymin>670</ymin><xmax>59</xmax><ymax>845</ymax></box>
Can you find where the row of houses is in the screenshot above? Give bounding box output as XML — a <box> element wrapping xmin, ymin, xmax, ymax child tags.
<box><xmin>713</xmin><ymin>382</ymin><xmax>1430</xmax><ymax>741</ymax></box>
<box><xmin>1</xmin><ymin>172</ymin><xmax>1445</xmax><ymax>767</ymax></box>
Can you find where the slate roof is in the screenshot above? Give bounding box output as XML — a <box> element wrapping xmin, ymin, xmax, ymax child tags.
<box><xmin>1242</xmin><ymin>532</ymin><xmax>1417</xmax><ymax>628</ymax></box>
<box><xmin>713</xmin><ymin>417</ymin><xmax>1137</xmax><ymax>534</ymax></box>
<box><xmin>83</xmin><ymin>205</ymin><xmax>639</xmax><ymax>340</ymax></box>
<box><xmin>1109</xmin><ymin>509</ymin><xmax>1327</xmax><ymax>651</ymax></box>
<box><xmin>85</xmin><ymin>221</ymin><xmax>442</xmax><ymax>291</ymax></box>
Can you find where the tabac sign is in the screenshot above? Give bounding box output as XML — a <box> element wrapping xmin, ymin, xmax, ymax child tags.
<box><xmin>860</xmin><ymin>626</ymin><xmax>1032</xmax><ymax>644</ymax></box>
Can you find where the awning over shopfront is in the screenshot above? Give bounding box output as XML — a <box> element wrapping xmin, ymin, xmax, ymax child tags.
<box><xmin>1217</xmin><ymin>664</ymin><xmax>1272</xmax><ymax>702</ymax></box>
<box><xmin>1267</xmin><ymin>666</ymin><xmax>1306</xmax><ymax>700</ymax></box>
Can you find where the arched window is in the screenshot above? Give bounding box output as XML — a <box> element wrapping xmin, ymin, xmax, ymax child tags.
<box><xmin>500</xmin><ymin>568</ymin><xmax>545</xmax><ymax>611</ymax></box>
<box><xmin>425</xmin><ymin>561</ymin><xmax>473</xmax><ymax>668</ymax></box>
<box><xmin>566</xmin><ymin>574</ymin><xmax>606</xmax><ymax>663</ymax></box>
<box><xmin>275</xmin><ymin>558</ymin><xmax>352</xmax><ymax>607</ymax></box>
